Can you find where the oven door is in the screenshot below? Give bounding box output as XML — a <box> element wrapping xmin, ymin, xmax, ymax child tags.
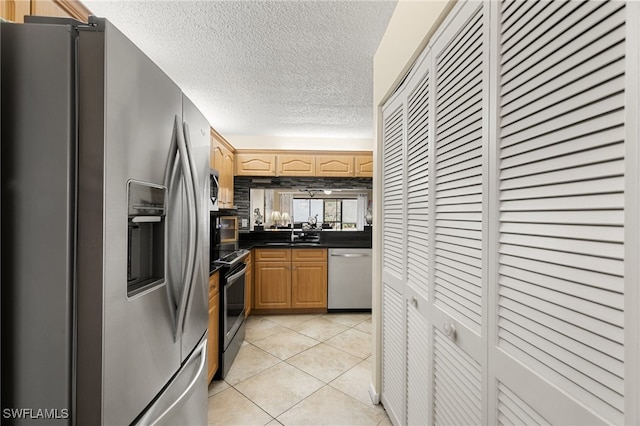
<box><xmin>223</xmin><ymin>262</ymin><xmax>246</xmax><ymax>349</ymax></box>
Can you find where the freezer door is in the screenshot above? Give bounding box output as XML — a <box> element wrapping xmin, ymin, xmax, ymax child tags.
<box><xmin>135</xmin><ymin>338</ymin><xmax>208</xmax><ymax>426</ymax></box>
<box><xmin>179</xmin><ymin>94</ymin><xmax>210</xmax><ymax>362</ymax></box>
<box><xmin>76</xmin><ymin>21</ymin><xmax>183</xmax><ymax>425</ymax></box>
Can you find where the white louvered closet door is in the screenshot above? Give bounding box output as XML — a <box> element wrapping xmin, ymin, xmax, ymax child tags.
<box><xmin>430</xmin><ymin>1</ymin><xmax>489</xmax><ymax>424</ymax></box>
<box><xmin>381</xmin><ymin>90</ymin><xmax>406</xmax><ymax>426</ymax></box>
<box><xmin>404</xmin><ymin>49</ymin><xmax>432</xmax><ymax>426</ymax></box>
<box><xmin>491</xmin><ymin>1</ymin><xmax>632</xmax><ymax>424</ymax></box>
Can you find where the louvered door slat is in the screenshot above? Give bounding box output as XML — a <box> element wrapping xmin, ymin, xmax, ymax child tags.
<box><xmin>502</xmin><ymin>73</ymin><xmax>624</xmax><ymax>134</ymax></box>
<box><xmin>433</xmin><ymin>331</ymin><xmax>482</xmax><ymax>425</ymax></box>
<box><xmin>407</xmin><ymin>302</ymin><xmax>430</xmax><ymax>426</ymax></box>
<box><xmin>501</xmin><ymin>176</ymin><xmax>624</xmax><ymax>201</ymax></box>
<box><xmin>498</xmin><ymin>301</ymin><xmax>624</xmax><ymax>362</ymax></box>
<box><xmin>498</xmin><ymin>287</ymin><xmax>624</xmax><ymax>344</ymax></box>
<box><xmin>501</xmin><ymin>2</ymin><xmax>623</xmax><ymax>89</ymax></box>
<box><xmin>499</xmin><ymin>264</ymin><xmax>623</xmax><ymax>309</ymax></box>
<box><xmin>437</xmin><ymin>87</ymin><xmax>482</xmax><ymax>132</ymax></box>
<box><xmin>500</xmin><ymin>244</ymin><xmax>622</xmax><ymax>277</ymax></box>
<box><xmin>406</xmin><ymin>65</ymin><xmax>430</xmax><ymax>300</ymax></box>
<box><xmin>500</xmin><ymin>253</ymin><xmax>622</xmax><ymax>293</ymax></box>
<box><xmin>499</xmin><ymin>0</ymin><xmax>545</xmax><ymax>44</ymax></box>
<box><xmin>383</xmin><ymin>103</ymin><xmax>405</xmax><ymax>280</ymax></box>
<box><xmin>498</xmin><ymin>330</ymin><xmax>623</xmax><ymax>414</ymax></box>
<box><xmin>498</xmin><ymin>382</ymin><xmax>550</xmax><ymax>426</ymax></box>
<box><xmin>501</xmin><ymin>141</ymin><xmax>624</xmax><ymax>179</ymax></box>
<box><xmin>500</xmin><ymin>222</ymin><xmax>624</xmax><ymax>242</ymax></box>
<box><xmin>501</xmin><ymin>93</ymin><xmax>624</xmax><ymax>149</ymax></box>
<box><xmin>500</xmin><ymin>209</ymin><xmax>624</xmax><ymax>226</ymax></box>
<box><xmin>499</xmin><ymin>308</ymin><xmax>623</xmax><ymax>378</ymax></box>
<box><xmin>500</xmin><ymin>274</ymin><xmax>622</xmax><ymax>326</ymax></box>
<box><xmin>500</xmin><ymin>126</ymin><xmax>625</xmax><ymax>169</ymax></box>
<box><xmin>500</xmin><ymin>1</ymin><xmax>567</xmax><ymax>59</ymax></box>
<box><xmin>500</xmin><ymin>233</ymin><xmax>623</xmax><ymax>260</ymax></box>
<box><xmin>499</xmin><ymin>319</ymin><xmax>623</xmax><ymax>395</ymax></box>
<box><xmin>501</xmin><ymin>193</ymin><xmax>624</xmax><ymax>213</ymax></box>
<box><xmin>382</xmin><ymin>284</ymin><xmax>404</xmax><ymax>422</ymax></box>
<box><xmin>437</xmin><ymin>130</ymin><xmax>482</xmax><ymax>162</ymax></box>
<box><xmin>436</xmin><ymin>242</ymin><xmax>481</xmax><ymax>266</ymax></box>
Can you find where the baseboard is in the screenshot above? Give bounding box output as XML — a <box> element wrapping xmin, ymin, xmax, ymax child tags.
<box><xmin>368</xmin><ymin>382</ymin><xmax>380</xmax><ymax>405</ymax></box>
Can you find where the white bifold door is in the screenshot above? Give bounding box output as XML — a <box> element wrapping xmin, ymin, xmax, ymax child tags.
<box><xmin>379</xmin><ymin>1</ymin><xmax>640</xmax><ymax>425</ymax></box>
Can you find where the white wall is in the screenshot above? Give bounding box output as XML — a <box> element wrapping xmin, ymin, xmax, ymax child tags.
<box><xmin>225</xmin><ymin>135</ymin><xmax>373</xmax><ymax>151</ymax></box>
<box><xmin>370</xmin><ymin>0</ymin><xmax>455</xmax><ymax>403</ymax></box>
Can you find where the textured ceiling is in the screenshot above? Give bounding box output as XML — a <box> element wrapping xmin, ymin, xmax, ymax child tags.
<box><xmin>82</xmin><ymin>0</ymin><xmax>397</xmax><ymax>139</ymax></box>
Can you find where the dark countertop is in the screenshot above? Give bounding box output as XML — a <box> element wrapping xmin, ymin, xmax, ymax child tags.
<box><xmin>238</xmin><ymin>228</ymin><xmax>372</xmax><ymax>250</ymax></box>
<box><xmin>209</xmin><ymin>264</ymin><xmax>223</xmax><ymax>276</ymax></box>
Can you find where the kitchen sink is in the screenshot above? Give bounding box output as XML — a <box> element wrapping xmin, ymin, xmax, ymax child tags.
<box><xmin>264</xmin><ymin>242</ymin><xmax>291</xmax><ymax>246</ymax></box>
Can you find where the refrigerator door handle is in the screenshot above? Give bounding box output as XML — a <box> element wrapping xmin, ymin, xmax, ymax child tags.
<box><xmin>179</xmin><ymin>120</ymin><xmax>203</xmax><ymax>333</ymax></box>
<box><xmin>173</xmin><ymin>115</ymin><xmax>198</xmax><ymax>341</ymax></box>
<box><xmin>163</xmin><ymin>118</ymin><xmax>180</xmax><ymax>327</ymax></box>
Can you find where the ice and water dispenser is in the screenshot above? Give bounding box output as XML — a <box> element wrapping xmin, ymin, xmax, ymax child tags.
<box><xmin>127</xmin><ymin>180</ymin><xmax>166</xmax><ymax>297</ymax></box>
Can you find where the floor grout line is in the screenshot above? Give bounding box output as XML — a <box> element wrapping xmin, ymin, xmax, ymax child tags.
<box><xmin>208</xmin><ymin>313</ymin><xmax>386</xmax><ymax>426</ymax></box>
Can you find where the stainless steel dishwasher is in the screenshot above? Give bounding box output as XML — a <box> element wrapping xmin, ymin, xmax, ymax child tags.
<box><xmin>328</xmin><ymin>248</ymin><xmax>372</xmax><ymax>310</ymax></box>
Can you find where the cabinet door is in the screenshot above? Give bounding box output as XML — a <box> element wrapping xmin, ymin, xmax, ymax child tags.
<box><xmin>291</xmin><ymin>261</ymin><xmax>327</xmax><ymax>309</ymax></box>
<box><xmin>355</xmin><ymin>155</ymin><xmax>373</xmax><ymax>177</ymax></box>
<box><xmin>254</xmin><ymin>262</ymin><xmax>291</xmax><ymax>309</ymax></box>
<box><xmin>235</xmin><ymin>153</ymin><xmax>277</xmax><ymax>176</ymax></box>
<box><xmin>222</xmin><ymin>151</ymin><xmax>234</xmax><ymax>207</ymax></box>
<box><xmin>315</xmin><ymin>155</ymin><xmax>354</xmax><ymax>177</ymax></box>
<box><xmin>207</xmin><ymin>291</ymin><xmax>219</xmax><ymax>382</ymax></box>
<box><xmin>277</xmin><ymin>154</ymin><xmax>315</xmax><ymax>176</ymax></box>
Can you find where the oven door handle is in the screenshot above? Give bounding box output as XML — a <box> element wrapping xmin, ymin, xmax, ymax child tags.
<box><xmin>226</xmin><ymin>264</ymin><xmax>247</xmax><ymax>284</ymax></box>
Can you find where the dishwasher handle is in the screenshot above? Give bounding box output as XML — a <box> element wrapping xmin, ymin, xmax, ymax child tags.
<box><xmin>330</xmin><ymin>253</ymin><xmax>370</xmax><ymax>258</ymax></box>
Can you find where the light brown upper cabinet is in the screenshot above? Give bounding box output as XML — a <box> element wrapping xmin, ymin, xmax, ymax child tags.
<box><xmin>355</xmin><ymin>155</ymin><xmax>373</xmax><ymax>177</ymax></box>
<box><xmin>235</xmin><ymin>153</ymin><xmax>277</xmax><ymax>176</ymax></box>
<box><xmin>233</xmin><ymin>150</ymin><xmax>373</xmax><ymax>177</ymax></box>
<box><xmin>315</xmin><ymin>155</ymin><xmax>354</xmax><ymax>177</ymax></box>
<box><xmin>277</xmin><ymin>154</ymin><xmax>315</xmax><ymax>176</ymax></box>
<box><xmin>2</xmin><ymin>0</ymin><xmax>90</xmax><ymax>23</ymax></box>
<box><xmin>210</xmin><ymin>128</ymin><xmax>234</xmax><ymax>208</ymax></box>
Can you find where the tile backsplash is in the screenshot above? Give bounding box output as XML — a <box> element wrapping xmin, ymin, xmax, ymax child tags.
<box><xmin>234</xmin><ymin>176</ymin><xmax>373</xmax><ymax>230</ymax></box>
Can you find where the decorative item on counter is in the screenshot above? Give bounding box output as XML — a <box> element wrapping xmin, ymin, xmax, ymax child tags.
<box><xmin>365</xmin><ymin>207</ymin><xmax>373</xmax><ymax>226</ymax></box>
<box><xmin>308</xmin><ymin>214</ymin><xmax>318</xmax><ymax>229</ymax></box>
<box><xmin>281</xmin><ymin>212</ymin><xmax>291</xmax><ymax>227</ymax></box>
<box><xmin>270</xmin><ymin>210</ymin><xmax>282</xmax><ymax>229</ymax></box>
<box><xmin>254</xmin><ymin>208</ymin><xmax>263</xmax><ymax>226</ymax></box>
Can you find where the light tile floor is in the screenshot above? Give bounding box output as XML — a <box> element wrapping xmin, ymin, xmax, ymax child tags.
<box><xmin>207</xmin><ymin>313</ymin><xmax>391</xmax><ymax>426</ymax></box>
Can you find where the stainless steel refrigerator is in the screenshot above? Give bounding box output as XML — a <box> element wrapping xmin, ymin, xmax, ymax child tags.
<box><xmin>1</xmin><ymin>16</ymin><xmax>210</xmax><ymax>425</ymax></box>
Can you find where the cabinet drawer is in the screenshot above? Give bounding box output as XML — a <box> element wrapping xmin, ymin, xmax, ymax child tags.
<box><xmin>254</xmin><ymin>248</ymin><xmax>292</xmax><ymax>262</ymax></box>
<box><xmin>292</xmin><ymin>248</ymin><xmax>327</xmax><ymax>262</ymax></box>
<box><xmin>209</xmin><ymin>271</ymin><xmax>220</xmax><ymax>299</ymax></box>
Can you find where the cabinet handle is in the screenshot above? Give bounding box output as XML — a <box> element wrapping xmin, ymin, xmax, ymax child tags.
<box><xmin>292</xmin><ymin>266</ymin><xmax>296</xmax><ymax>270</ymax></box>
<box><xmin>411</xmin><ymin>296</ymin><xmax>418</xmax><ymax>307</ymax></box>
<box><xmin>443</xmin><ymin>323</ymin><xmax>457</xmax><ymax>341</ymax></box>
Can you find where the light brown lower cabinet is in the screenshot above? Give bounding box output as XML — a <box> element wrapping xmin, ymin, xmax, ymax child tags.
<box><xmin>254</xmin><ymin>248</ymin><xmax>327</xmax><ymax>311</ymax></box>
<box><xmin>207</xmin><ymin>271</ymin><xmax>220</xmax><ymax>383</ymax></box>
